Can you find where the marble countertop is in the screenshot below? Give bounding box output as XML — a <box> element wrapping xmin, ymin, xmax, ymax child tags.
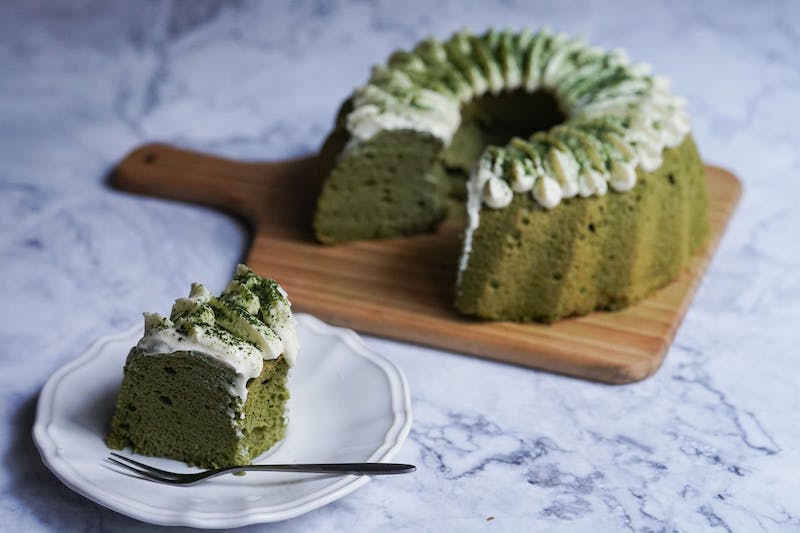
<box><xmin>2</xmin><ymin>1</ymin><xmax>799</xmax><ymax>531</ymax></box>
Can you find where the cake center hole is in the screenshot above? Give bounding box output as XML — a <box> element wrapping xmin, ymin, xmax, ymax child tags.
<box><xmin>469</xmin><ymin>88</ymin><xmax>566</xmax><ymax>141</ymax></box>
<box><xmin>439</xmin><ymin>89</ymin><xmax>566</xmax><ymax>192</ymax></box>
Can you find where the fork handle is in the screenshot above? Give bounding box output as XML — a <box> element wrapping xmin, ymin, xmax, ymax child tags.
<box><xmin>240</xmin><ymin>463</ymin><xmax>416</xmax><ymax>475</ymax></box>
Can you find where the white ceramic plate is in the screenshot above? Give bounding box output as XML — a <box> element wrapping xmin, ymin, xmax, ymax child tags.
<box><xmin>33</xmin><ymin>314</ymin><xmax>412</xmax><ymax>528</ymax></box>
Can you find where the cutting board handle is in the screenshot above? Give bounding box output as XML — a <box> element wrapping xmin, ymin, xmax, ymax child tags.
<box><xmin>112</xmin><ymin>142</ymin><xmax>321</xmax><ymax>228</ymax></box>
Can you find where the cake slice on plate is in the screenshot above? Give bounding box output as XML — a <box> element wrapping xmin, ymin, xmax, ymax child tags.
<box><xmin>106</xmin><ymin>265</ymin><xmax>299</xmax><ymax>468</ymax></box>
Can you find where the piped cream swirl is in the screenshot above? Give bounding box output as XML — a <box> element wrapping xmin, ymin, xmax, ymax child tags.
<box><xmin>135</xmin><ymin>265</ymin><xmax>299</xmax><ymax>402</ymax></box>
<box><xmin>344</xmin><ymin>28</ymin><xmax>691</xmax><ymax>210</ymax></box>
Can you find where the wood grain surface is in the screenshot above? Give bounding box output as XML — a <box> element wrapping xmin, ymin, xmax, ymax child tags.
<box><xmin>113</xmin><ymin>143</ymin><xmax>741</xmax><ymax>383</ymax></box>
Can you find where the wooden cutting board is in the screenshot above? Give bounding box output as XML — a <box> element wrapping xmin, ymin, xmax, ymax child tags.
<box><xmin>113</xmin><ymin>143</ymin><xmax>741</xmax><ymax>384</ymax></box>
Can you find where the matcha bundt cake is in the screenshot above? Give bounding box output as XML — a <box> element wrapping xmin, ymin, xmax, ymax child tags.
<box><xmin>106</xmin><ymin>265</ymin><xmax>300</xmax><ymax>468</ymax></box>
<box><xmin>314</xmin><ymin>28</ymin><xmax>709</xmax><ymax>322</ymax></box>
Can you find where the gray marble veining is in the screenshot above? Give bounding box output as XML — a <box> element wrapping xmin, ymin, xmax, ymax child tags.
<box><xmin>2</xmin><ymin>1</ymin><xmax>799</xmax><ymax>531</ymax></box>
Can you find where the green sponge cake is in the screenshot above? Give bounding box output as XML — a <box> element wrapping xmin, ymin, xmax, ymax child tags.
<box><xmin>106</xmin><ymin>265</ymin><xmax>300</xmax><ymax>468</ymax></box>
<box><xmin>456</xmin><ymin>136</ymin><xmax>707</xmax><ymax>322</ymax></box>
<box><xmin>314</xmin><ymin>28</ymin><xmax>709</xmax><ymax>322</ymax></box>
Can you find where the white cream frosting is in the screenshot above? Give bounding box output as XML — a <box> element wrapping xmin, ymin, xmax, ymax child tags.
<box><xmin>533</xmin><ymin>175</ymin><xmax>563</xmax><ymax>208</ymax></box>
<box><xmin>510</xmin><ymin>159</ymin><xmax>535</xmax><ymax>192</ymax></box>
<box><xmin>135</xmin><ymin>266</ymin><xmax>299</xmax><ymax>403</ymax></box>
<box><xmin>348</xmin><ymin>82</ymin><xmax>462</xmax><ymax>145</ymax></box>
<box><xmin>483</xmin><ymin>177</ymin><xmax>513</xmax><ymax>208</ymax></box>
<box><xmin>459</xmin><ymin>160</ymin><xmax>495</xmax><ymax>280</ymax></box>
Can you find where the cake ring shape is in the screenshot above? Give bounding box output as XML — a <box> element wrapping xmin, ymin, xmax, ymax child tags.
<box><xmin>313</xmin><ymin>28</ymin><xmax>708</xmax><ymax>323</ymax></box>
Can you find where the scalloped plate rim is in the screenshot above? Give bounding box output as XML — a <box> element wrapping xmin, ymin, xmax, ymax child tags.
<box><xmin>32</xmin><ymin>313</ymin><xmax>413</xmax><ymax>527</ymax></box>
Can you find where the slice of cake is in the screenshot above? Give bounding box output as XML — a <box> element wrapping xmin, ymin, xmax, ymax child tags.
<box><xmin>106</xmin><ymin>265</ymin><xmax>300</xmax><ymax>468</ymax></box>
